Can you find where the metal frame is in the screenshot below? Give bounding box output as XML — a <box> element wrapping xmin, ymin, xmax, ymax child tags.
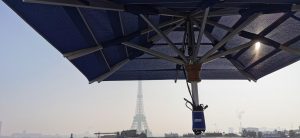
<box><xmin>233</xmin><ymin>12</ymin><xmax>293</xmax><ymax>59</ymax></box>
<box><xmin>187</xmin><ymin>19</ymin><xmax>195</xmax><ymax>58</ymax></box>
<box><xmin>194</xmin><ymin>18</ymin><xmax>299</xmax><ymax>58</ymax></box>
<box><xmin>245</xmin><ymin>34</ymin><xmax>300</xmax><ymax>71</ymax></box>
<box><xmin>140</xmin><ymin>14</ymin><xmax>188</xmax><ymax>63</ymax></box>
<box><xmin>196</xmin><ymin>11</ymin><xmax>300</xmax><ymax>78</ymax></box>
<box><xmin>205</xmin><ymin>20</ymin><xmax>233</xmax><ymax>32</ymax></box>
<box><xmin>76</xmin><ymin>8</ymin><xmax>111</xmax><ymax>70</ymax></box>
<box><xmin>204</xmin><ymin>31</ymin><xmax>257</xmax><ymax>81</ymax></box>
<box><xmin>118</xmin><ymin>11</ymin><xmax>129</xmax><ymax>57</ymax></box>
<box><xmin>89</xmin><ymin>59</ymin><xmax>130</xmax><ymax>83</ymax></box>
<box><xmin>280</xmin><ymin>46</ymin><xmax>300</xmax><ymax>55</ymax></box>
<box><xmin>147</xmin><ymin>42</ymin><xmax>212</xmax><ymax>46</ymax></box>
<box><xmin>195</xmin><ymin>4</ymin><xmax>300</xmax><ymax>18</ymax></box>
<box><xmin>203</xmin><ymin>41</ymin><xmax>255</xmax><ymax>63</ymax></box>
<box><xmin>56</xmin><ymin>4</ymin><xmax>299</xmax><ymax>84</ymax></box>
<box><xmin>291</xmin><ymin>14</ymin><xmax>300</xmax><ymax>21</ymax></box>
<box><xmin>23</xmin><ymin>0</ymin><xmax>125</xmax><ymax>11</ymax></box>
<box><xmin>200</xmin><ymin>13</ymin><xmax>261</xmax><ymax>63</ymax></box>
<box><xmin>221</xmin><ymin>0</ymin><xmax>300</xmax><ymax>4</ymax></box>
<box><xmin>63</xmin><ymin>45</ymin><xmax>103</xmax><ymax>60</ymax></box>
<box><xmin>192</xmin><ymin>8</ymin><xmax>210</xmax><ymax>60</ymax></box>
<box><xmin>141</xmin><ymin>18</ymin><xmax>185</xmax><ymax>35</ymax></box>
<box><xmin>122</xmin><ymin>42</ymin><xmax>185</xmax><ymax>65</ymax></box>
<box><xmin>23</xmin><ymin>0</ymin><xmax>185</xmax><ymax>17</ymax></box>
<box><xmin>195</xmin><ymin>9</ymin><xmax>241</xmax><ymax>18</ymax></box>
<box><xmin>280</xmin><ymin>34</ymin><xmax>300</xmax><ymax>53</ymax></box>
<box><xmin>229</xmin><ymin>58</ymin><xmax>257</xmax><ymax>81</ymax></box>
<box><xmin>64</xmin><ymin>16</ymin><xmax>185</xmax><ymax>57</ymax></box>
<box><xmin>149</xmin><ymin>20</ymin><xmax>185</xmax><ymax>42</ymax></box>
<box><xmin>23</xmin><ymin>0</ymin><xmax>300</xmax><ymax>67</ymax></box>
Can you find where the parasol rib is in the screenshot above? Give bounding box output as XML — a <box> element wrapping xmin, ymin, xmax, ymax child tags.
<box><xmin>245</xmin><ymin>35</ymin><xmax>300</xmax><ymax>71</ymax></box>
<box><xmin>76</xmin><ymin>8</ymin><xmax>111</xmax><ymax>70</ymax></box>
<box><xmin>149</xmin><ymin>20</ymin><xmax>185</xmax><ymax>42</ymax></box>
<box><xmin>195</xmin><ymin>5</ymin><xmax>300</xmax><ymax>18</ymax></box>
<box><xmin>118</xmin><ymin>11</ymin><xmax>129</xmax><ymax>57</ymax></box>
<box><xmin>229</xmin><ymin>58</ymin><xmax>257</xmax><ymax>82</ymax></box>
<box><xmin>23</xmin><ymin>0</ymin><xmax>184</xmax><ymax>17</ymax></box>
<box><xmin>233</xmin><ymin>12</ymin><xmax>294</xmax><ymax>59</ymax></box>
<box><xmin>23</xmin><ymin>0</ymin><xmax>125</xmax><ymax>11</ymax></box>
<box><xmin>200</xmin><ymin>13</ymin><xmax>261</xmax><ymax>63</ymax></box>
<box><xmin>63</xmin><ymin>17</ymin><xmax>184</xmax><ymax>59</ymax></box>
<box><xmin>89</xmin><ymin>59</ymin><xmax>130</xmax><ymax>83</ymax></box>
<box><xmin>221</xmin><ymin>0</ymin><xmax>300</xmax><ymax>4</ymax></box>
<box><xmin>203</xmin><ymin>31</ymin><xmax>257</xmax><ymax>81</ymax></box>
<box><xmin>192</xmin><ymin>7</ymin><xmax>210</xmax><ymax>61</ymax></box>
<box><xmin>280</xmin><ymin>46</ymin><xmax>300</xmax><ymax>55</ymax></box>
<box><xmin>203</xmin><ymin>41</ymin><xmax>255</xmax><ymax>63</ymax></box>
<box><xmin>141</xmin><ymin>18</ymin><xmax>185</xmax><ymax>35</ymax></box>
<box><xmin>64</xmin><ymin>46</ymin><xmax>103</xmax><ymax>60</ymax></box>
<box><xmin>122</xmin><ymin>42</ymin><xmax>185</xmax><ymax>65</ymax></box>
<box><xmin>139</xmin><ymin>14</ymin><xmax>188</xmax><ymax>63</ymax></box>
<box><xmin>204</xmin><ymin>20</ymin><xmax>234</xmax><ymax>32</ymax></box>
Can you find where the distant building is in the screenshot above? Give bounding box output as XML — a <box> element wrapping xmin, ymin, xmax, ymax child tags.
<box><xmin>243</xmin><ymin>127</ymin><xmax>259</xmax><ymax>133</ymax></box>
<box><xmin>164</xmin><ymin>133</ymin><xmax>178</xmax><ymax>138</ymax></box>
<box><xmin>95</xmin><ymin>130</ymin><xmax>146</xmax><ymax>138</ymax></box>
<box><xmin>242</xmin><ymin>127</ymin><xmax>259</xmax><ymax>137</ymax></box>
<box><xmin>223</xmin><ymin>133</ymin><xmax>240</xmax><ymax>137</ymax></box>
<box><xmin>204</xmin><ymin>132</ymin><xmax>223</xmax><ymax>137</ymax></box>
<box><xmin>101</xmin><ymin>135</ymin><xmax>117</xmax><ymax>138</ymax></box>
<box><xmin>182</xmin><ymin>133</ymin><xmax>194</xmax><ymax>138</ymax></box>
<box><xmin>262</xmin><ymin>133</ymin><xmax>281</xmax><ymax>138</ymax></box>
<box><xmin>121</xmin><ymin>130</ymin><xmax>146</xmax><ymax>137</ymax></box>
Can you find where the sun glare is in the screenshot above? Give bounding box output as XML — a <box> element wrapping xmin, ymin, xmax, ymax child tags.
<box><xmin>255</xmin><ymin>42</ymin><xmax>261</xmax><ymax>50</ymax></box>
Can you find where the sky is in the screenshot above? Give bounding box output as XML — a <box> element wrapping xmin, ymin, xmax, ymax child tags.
<box><xmin>1</xmin><ymin>1</ymin><xmax>300</xmax><ymax>137</ymax></box>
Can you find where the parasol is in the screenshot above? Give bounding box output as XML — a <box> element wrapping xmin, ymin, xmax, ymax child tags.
<box><xmin>3</xmin><ymin>0</ymin><xmax>300</xmax><ymax>135</ymax></box>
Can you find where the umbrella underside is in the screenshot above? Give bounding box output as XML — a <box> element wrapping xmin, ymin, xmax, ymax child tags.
<box><xmin>4</xmin><ymin>0</ymin><xmax>300</xmax><ymax>83</ymax></box>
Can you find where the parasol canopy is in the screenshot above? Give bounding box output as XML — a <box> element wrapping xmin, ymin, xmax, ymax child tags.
<box><xmin>3</xmin><ymin>0</ymin><xmax>300</xmax><ymax>83</ymax></box>
<box><xmin>4</xmin><ymin>0</ymin><xmax>300</xmax><ymax>135</ymax></box>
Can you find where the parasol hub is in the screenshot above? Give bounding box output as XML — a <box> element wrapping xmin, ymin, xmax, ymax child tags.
<box><xmin>185</xmin><ymin>64</ymin><xmax>202</xmax><ymax>82</ymax></box>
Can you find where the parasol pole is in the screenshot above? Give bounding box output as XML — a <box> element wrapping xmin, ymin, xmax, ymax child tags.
<box><xmin>185</xmin><ymin>63</ymin><xmax>206</xmax><ymax>135</ymax></box>
<box><xmin>191</xmin><ymin>82</ymin><xmax>199</xmax><ymax>106</ymax></box>
<box><xmin>185</xmin><ymin>13</ymin><xmax>208</xmax><ymax>136</ymax></box>
<box><xmin>191</xmin><ymin>81</ymin><xmax>203</xmax><ymax>138</ymax></box>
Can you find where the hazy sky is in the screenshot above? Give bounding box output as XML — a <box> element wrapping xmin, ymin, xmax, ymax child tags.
<box><xmin>1</xmin><ymin>1</ymin><xmax>300</xmax><ymax>137</ymax></box>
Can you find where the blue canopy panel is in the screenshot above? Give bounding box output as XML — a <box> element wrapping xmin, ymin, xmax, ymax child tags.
<box><xmin>3</xmin><ymin>0</ymin><xmax>300</xmax><ymax>82</ymax></box>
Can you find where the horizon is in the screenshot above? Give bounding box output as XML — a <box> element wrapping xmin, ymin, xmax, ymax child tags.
<box><xmin>1</xmin><ymin>1</ymin><xmax>300</xmax><ymax>137</ymax></box>
<box><xmin>1</xmin><ymin>126</ymin><xmax>300</xmax><ymax>137</ymax></box>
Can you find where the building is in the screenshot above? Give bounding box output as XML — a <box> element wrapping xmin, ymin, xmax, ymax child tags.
<box><xmin>164</xmin><ymin>133</ymin><xmax>179</xmax><ymax>138</ymax></box>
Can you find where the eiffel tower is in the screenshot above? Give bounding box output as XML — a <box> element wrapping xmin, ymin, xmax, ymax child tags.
<box><xmin>131</xmin><ymin>81</ymin><xmax>152</xmax><ymax>136</ymax></box>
